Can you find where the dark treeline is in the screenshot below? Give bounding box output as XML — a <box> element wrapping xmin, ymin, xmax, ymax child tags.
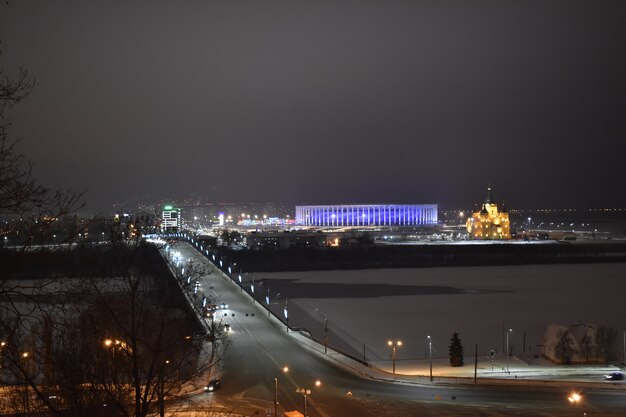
<box><xmin>0</xmin><ymin>243</ymin><xmax>201</xmax><ymax>314</ymax></box>
<box><xmin>218</xmin><ymin>242</ymin><xmax>626</xmax><ymax>272</ymax></box>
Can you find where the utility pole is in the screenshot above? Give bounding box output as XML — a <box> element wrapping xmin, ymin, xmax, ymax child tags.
<box><xmin>274</xmin><ymin>377</ymin><xmax>278</xmax><ymax>417</ymax></box>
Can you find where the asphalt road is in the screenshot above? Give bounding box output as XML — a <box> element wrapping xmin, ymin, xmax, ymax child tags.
<box><xmin>170</xmin><ymin>241</ymin><xmax>626</xmax><ymax>417</ymax></box>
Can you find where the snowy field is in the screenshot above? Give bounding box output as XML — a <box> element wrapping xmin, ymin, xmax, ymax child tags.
<box><xmin>255</xmin><ymin>263</ymin><xmax>626</xmax><ymax>364</ymax></box>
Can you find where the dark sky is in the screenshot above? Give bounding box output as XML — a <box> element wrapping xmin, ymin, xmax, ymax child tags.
<box><xmin>1</xmin><ymin>1</ymin><xmax>625</xmax><ymax>212</ymax></box>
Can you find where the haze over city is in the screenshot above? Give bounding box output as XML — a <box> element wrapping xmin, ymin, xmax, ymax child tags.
<box><xmin>1</xmin><ymin>1</ymin><xmax>625</xmax><ymax>211</ymax></box>
<box><xmin>3</xmin><ymin>3</ymin><xmax>626</xmax><ymax>417</ymax></box>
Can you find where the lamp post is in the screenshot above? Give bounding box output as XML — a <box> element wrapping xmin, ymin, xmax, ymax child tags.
<box><xmin>21</xmin><ymin>351</ymin><xmax>32</xmax><ymax>411</ymax></box>
<box><xmin>274</xmin><ymin>366</ymin><xmax>289</xmax><ymax>417</ymax></box>
<box><xmin>323</xmin><ymin>316</ymin><xmax>328</xmax><ymax>354</ymax></box>
<box><xmin>387</xmin><ymin>340</ymin><xmax>402</xmax><ymax>375</ymax></box>
<box><xmin>296</xmin><ymin>379</ymin><xmax>321</xmax><ymax>417</ymax></box>
<box><xmin>427</xmin><ymin>335</ymin><xmax>433</xmax><ymax>381</ymax></box>
<box><xmin>0</xmin><ymin>341</ymin><xmax>5</xmax><ymax>368</ymax></box>
<box><xmin>506</xmin><ymin>328</ymin><xmax>512</xmax><ymax>373</ymax></box>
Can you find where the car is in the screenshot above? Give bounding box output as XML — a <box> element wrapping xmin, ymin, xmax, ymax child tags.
<box><xmin>204</xmin><ymin>379</ymin><xmax>221</xmax><ymax>392</ymax></box>
<box><xmin>605</xmin><ymin>372</ymin><xmax>624</xmax><ymax>381</ymax></box>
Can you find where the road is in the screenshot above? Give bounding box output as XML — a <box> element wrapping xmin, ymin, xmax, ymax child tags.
<box><xmin>168</xmin><ymin>241</ymin><xmax>626</xmax><ymax>416</ymax></box>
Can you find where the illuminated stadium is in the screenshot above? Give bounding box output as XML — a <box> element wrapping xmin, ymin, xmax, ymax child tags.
<box><xmin>295</xmin><ymin>204</ymin><xmax>438</xmax><ymax>227</ymax></box>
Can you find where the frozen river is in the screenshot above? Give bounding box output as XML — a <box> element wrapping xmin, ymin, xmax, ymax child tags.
<box><xmin>254</xmin><ymin>262</ymin><xmax>626</xmax><ymax>364</ymax></box>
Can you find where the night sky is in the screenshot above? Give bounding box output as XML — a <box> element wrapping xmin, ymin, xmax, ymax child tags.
<box><xmin>1</xmin><ymin>1</ymin><xmax>625</xmax><ymax>212</ymax></box>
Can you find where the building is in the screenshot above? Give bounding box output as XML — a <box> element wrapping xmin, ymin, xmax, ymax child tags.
<box><xmin>246</xmin><ymin>231</ymin><xmax>328</xmax><ymax>249</ymax></box>
<box><xmin>161</xmin><ymin>205</ymin><xmax>182</xmax><ymax>232</ymax></box>
<box><xmin>466</xmin><ymin>186</ymin><xmax>510</xmax><ymax>239</ymax></box>
<box><xmin>295</xmin><ymin>204</ymin><xmax>438</xmax><ymax>227</ymax></box>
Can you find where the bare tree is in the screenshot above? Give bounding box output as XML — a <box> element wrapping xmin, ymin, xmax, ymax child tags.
<box><xmin>0</xmin><ymin>223</ymin><xmax>229</xmax><ymax>417</ymax></box>
<box><xmin>554</xmin><ymin>330</ymin><xmax>576</xmax><ymax>365</ymax></box>
<box><xmin>595</xmin><ymin>326</ymin><xmax>618</xmax><ymax>364</ymax></box>
<box><xmin>1</xmin><ymin>47</ymin><xmax>85</xmax><ymax>322</ymax></box>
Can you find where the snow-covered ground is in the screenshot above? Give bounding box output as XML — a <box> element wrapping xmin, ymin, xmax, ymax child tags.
<box><xmin>254</xmin><ymin>263</ymin><xmax>626</xmax><ymax>364</ymax></box>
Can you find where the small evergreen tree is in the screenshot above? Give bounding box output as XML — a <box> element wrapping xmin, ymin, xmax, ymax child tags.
<box><xmin>449</xmin><ymin>332</ymin><xmax>464</xmax><ymax>367</ymax></box>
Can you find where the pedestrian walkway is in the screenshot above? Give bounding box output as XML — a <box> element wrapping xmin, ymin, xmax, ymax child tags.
<box><xmin>284</xmin><ymin>326</ymin><xmax>625</xmax><ymax>390</ymax></box>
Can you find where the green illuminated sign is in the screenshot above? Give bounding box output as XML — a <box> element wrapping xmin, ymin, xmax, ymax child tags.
<box><xmin>164</xmin><ymin>205</ymin><xmax>173</xmax><ymax>210</ymax></box>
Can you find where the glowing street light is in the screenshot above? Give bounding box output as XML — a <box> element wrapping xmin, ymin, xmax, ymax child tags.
<box><xmin>387</xmin><ymin>340</ymin><xmax>402</xmax><ymax>375</ymax></box>
<box><xmin>104</xmin><ymin>338</ymin><xmax>131</xmax><ymax>354</ymax></box>
<box><xmin>568</xmin><ymin>392</ymin><xmax>582</xmax><ymax>404</ymax></box>
<box><xmin>274</xmin><ymin>366</ymin><xmax>289</xmax><ymax>417</ymax></box>
<box><xmin>506</xmin><ymin>328</ymin><xmax>513</xmax><ymax>373</ymax></box>
<box><xmin>0</xmin><ymin>341</ymin><xmax>5</xmax><ymax>369</ymax></box>
<box><xmin>427</xmin><ymin>335</ymin><xmax>433</xmax><ymax>381</ymax></box>
<box><xmin>296</xmin><ymin>379</ymin><xmax>321</xmax><ymax>417</ymax></box>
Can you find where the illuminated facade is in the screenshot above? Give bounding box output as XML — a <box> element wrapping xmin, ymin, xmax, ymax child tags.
<box><xmin>466</xmin><ymin>186</ymin><xmax>510</xmax><ymax>239</ymax></box>
<box><xmin>161</xmin><ymin>205</ymin><xmax>182</xmax><ymax>232</ymax></box>
<box><xmin>295</xmin><ymin>204</ymin><xmax>438</xmax><ymax>227</ymax></box>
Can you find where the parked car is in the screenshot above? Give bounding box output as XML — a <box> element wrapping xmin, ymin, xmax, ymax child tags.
<box><xmin>605</xmin><ymin>372</ymin><xmax>624</xmax><ymax>381</ymax></box>
<box><xmin>204</xmin><ymin>379</ymin><xmax>222</xmax><ymax>392</ymax></box>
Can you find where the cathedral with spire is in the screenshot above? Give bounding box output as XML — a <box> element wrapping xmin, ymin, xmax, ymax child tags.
<box><xmin>466</xmin><ymin>184</ymin><xmax>511</xmax><ymax>240</ymax></box>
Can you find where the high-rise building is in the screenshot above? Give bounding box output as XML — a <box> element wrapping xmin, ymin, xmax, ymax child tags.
<box><xmin>161</xmin><ymin>205</ymin><xmax>182</xmax><ymax>232</ymax></box>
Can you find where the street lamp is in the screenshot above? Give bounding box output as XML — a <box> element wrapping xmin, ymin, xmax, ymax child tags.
<box><xmin>0</xmin><ymin>341</ymin><xmax>5</xmax><ymax>369</ymax></box>
<box><xmin>506</xmin><ymin>328</ymin><xmax>512</xmax><ymax>373</ymax></box>
<box><xmin>296</xmin><ymin>379</ymin><xmax>321</xmax><ymax>417</ymax></box>
<box><xmin>324</xmin><ymin>316</ymin><xmax>328</xmax><ymax>354</ymax></box>
<box><xmin>387</xmin><ymin>340</ymin><xmax>402</xmax><ymax>375</ymax></box>
<box><xmin>568</xmin><ymin>392</ymin><xmax>582</xmax><ymax>405</ymax></box>
<box><xmin>274</xmin><ymin>366</ymin><xmax>289</xmax><ymax>417</ymax></box>
<box><xmin>427</xmin><ymin>335</ymin><xmax>433</xmax><ymax>381</ymax></box>
<box><xmin>104</xmin><ymin>338</ymin><xmax>131</xmax><ymax>354</ymax></box>
<box><xmin>314</xmin><ymin>308</ymin><xmax>330</xmax><ymax>354</ymax></box>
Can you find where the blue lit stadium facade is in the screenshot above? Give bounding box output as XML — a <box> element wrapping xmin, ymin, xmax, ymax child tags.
<box><xmin>295</xmin><ymin>204</ymin><xmax>438</xmax><ymax>227</ymax></box>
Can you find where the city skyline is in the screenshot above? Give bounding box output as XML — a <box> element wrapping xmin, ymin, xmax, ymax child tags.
<box><xmin>1</xmin><ymin>1</ymin><xmax>624</xmax><ymax>212</ymax></box>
